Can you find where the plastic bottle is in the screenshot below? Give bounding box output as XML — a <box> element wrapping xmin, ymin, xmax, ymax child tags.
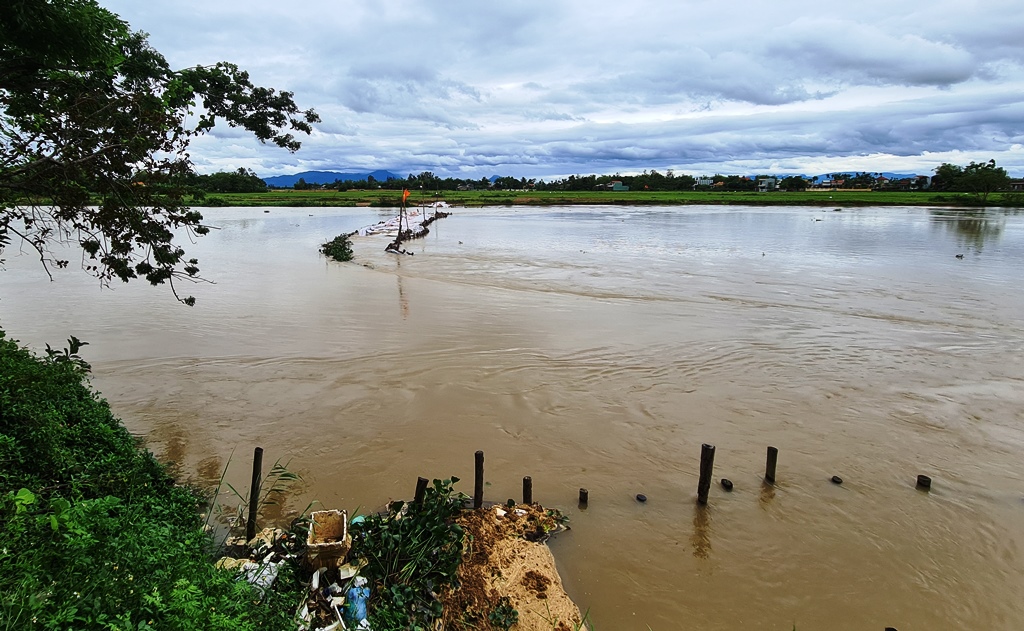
<box><xmin>344</xmin><ymin>576</ymin><xmax>370</xmax><ymax>628</ymax></box>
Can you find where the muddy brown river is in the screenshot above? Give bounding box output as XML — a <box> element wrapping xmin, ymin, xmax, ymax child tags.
<box><xmin>2</xmin><ymin>205</ymin><xmax>1023</xmax><ymax>630</ymax></box>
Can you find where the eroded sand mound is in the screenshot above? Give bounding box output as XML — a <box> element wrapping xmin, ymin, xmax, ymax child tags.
<box><xmin>440</xmin><ymin>504</ymin><xmax>585</xmax><ymax>631</ymax></box>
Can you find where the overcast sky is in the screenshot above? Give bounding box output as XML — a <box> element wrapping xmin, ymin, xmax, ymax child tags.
<box><xmin>103</xmin><ymin>0</ymin><xmax>1024</xmax><ymax>179</ymax></box>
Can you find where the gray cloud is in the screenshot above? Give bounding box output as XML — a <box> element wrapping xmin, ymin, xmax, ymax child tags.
<box><xmin>102</xmin><ymin>0</ymin><xmax>1024</xmax><ymax>177</ymax></box>
<box><xmin>767</xmin><ymin>19</ymin><xmax>978</xmax><ymax>87</ymax></box>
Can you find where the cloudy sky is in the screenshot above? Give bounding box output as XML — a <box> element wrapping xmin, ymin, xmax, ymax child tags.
<box><xmin>103</xmin><ymin>0</ymin><xmax>1024</xmax><ymax>179</ymax></box>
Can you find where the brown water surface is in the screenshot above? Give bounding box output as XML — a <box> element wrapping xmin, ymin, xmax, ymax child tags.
<box><xmin>2</xmin><ymin>206</ymin><xmax>1023</xmax><ymax>630</ymax></box>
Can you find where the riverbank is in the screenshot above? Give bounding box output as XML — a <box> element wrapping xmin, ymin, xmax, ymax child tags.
<box><xmin>0</xmin><ymin>330</ymin><xmax>582</xmax><ymax>630</ymax></box>
<box><xmin>0</xmin><ymin>331</ymin><xmax>301</xmax><ymax>630</ymax></box>
<box><xmin>0</xmin><ymin>331</ymin><xmax>311</xmax><ymax>626</ymax></box>
<box><xmin>191</xmin><ymin>188</ymin><xmax>1023</xmax><ymax>208</ymax></box>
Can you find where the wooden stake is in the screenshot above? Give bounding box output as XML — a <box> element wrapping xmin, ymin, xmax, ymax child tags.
<box><xmin>579</xmin><ymin>488</ymin><xmax>589</xmax><ymax>506</ymax></box>
<box><xmin>474</xmin><ymin>451</ymin><xmax>484</xmax><ymax>509</ymax></box>
<box><xmin>414</xmin><ymin>477</ymin><xmax>428</xmax><ymax>505</ymax></box>
<box><xmin>765</xmin><ymin>446</ymin><xmax>779</xmax><ymax>483</ymax></box>
<box><xmin>697</xmin><ymin>443</ymin><xmax>716</xmax><ymax>505</ymax></box>
<box><xmin>523</xmin><ymin>476</ymin><xmax>533</xmax><ymax>505</ymax></box>
<box><xmin>245</xmin><ymin>447</ymin><xmax>263</xmax><ymax>542</ymax></box>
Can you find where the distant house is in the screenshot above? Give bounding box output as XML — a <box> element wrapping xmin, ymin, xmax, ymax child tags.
<box><xmin>813</xmin><ymin>178</ymin><xmax>844</xmax><ymax>189</ymax></box>
<box><xmin>1008</xmin><ymin>179</ymin><xmax>1024</xmax><ymax>191</ymax></box>
<box><xmin>757</xmin><ymin>177</ymin><xmax>777</xmax><ymax>192</ymax></box>
<box><xmin>607</xmin><ymin>181</ymin><xmax>629</xmax><ymax>191</ymax></box>
<box><xmin>693</xmin><ymin>177</ymin><xmax>714</xmax><ymax>189</ymax></box>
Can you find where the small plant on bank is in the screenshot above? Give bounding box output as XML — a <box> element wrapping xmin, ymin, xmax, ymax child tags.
<box><xmin>348</xmin><ymin>477</ymin><xmax>467</xmax><ymax>630</ymax></box>
<box><xmin>42</xmin><ymin>335</ymin><xmax>91</xmax><ymax>371</ymax></box>
<box><xmin>320</xmin><ymin>233</ymin><xmax>354</xmax><ymax>262</ymax></box>
<box><xmin>488</xmin><ymin>596</ymin><xmax>519</xmax><ymax>630</ymax></box>
<box><xmin>210</xmin><ymin>451</ymin><xmax>306</xmax><ymax>540</ymax></box>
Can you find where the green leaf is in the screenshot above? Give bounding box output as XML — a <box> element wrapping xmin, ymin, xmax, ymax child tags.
<box><xmin>13</xmin><ymin>487</ymin><xmax>36</xmax><ymax>514</ymax></box>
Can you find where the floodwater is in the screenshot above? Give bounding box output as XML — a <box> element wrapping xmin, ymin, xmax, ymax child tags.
<box><xmin>2</xmin><ymin>205</ymin><xmax>1024</xmax><ymax>630</ymax></box>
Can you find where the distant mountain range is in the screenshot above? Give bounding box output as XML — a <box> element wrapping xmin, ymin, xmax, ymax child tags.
<box><xmin>262</xmin><ymin>170</ymin><xmax>400</xmax><ymax>187</ymax></box>
<box><xmin>805</xmin><ymin>172</ymin><xmax>923</xmax><ymax>182</ymax></box>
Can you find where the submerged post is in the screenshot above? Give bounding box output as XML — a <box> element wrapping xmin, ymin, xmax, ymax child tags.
<box><xmin>523</xmin><ymin>476</ymin><xmax>533</xmax><ymax>505</ymax></box>
<box><xmin>765</xmin><ymin>446</ymin><xmax>779</xmax><ymax>483</ymax></box>
<box><xmin>474</xmin><ymin>451</ymin><xmax>485</xmax><ymax>509</ymax></box>
<box><xmin>697</xmin><ymin>443</ymin><xmax>716</xmax><ymax>505</ymax></box>
<box><xmin>246</xmin><ymin>447</ymin><xmax>264</xmax><ymax>542</ymax></box>
<box><xmin>579</xmin><ymin>488</ymin><xmax>589</xmax><ymax>507</ymax></box>
<box><xmin>414</xmin><ymin>477</ymin><xmax>429</xmax><ymax>505</ymax></box>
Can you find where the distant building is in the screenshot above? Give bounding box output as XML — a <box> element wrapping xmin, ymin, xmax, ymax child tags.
<box><xmin>608</xmin><ymin>181</ymin><xmax>629</xmax><ymax>191</ymax></box>
<box><xmin>814</xmin><ymin>178</ymin><xmax>845</xmax><ymax>189</ymax></box>
<box><xmin>1009</xmin><ymin>179</ymin><xmax>1024</xmax><ymax>191</ymax></box>
<box><xmin>693</xmin><ymin>177</ymin><xmax>714</xmax><ymax>188</ymax></box>
<box><xmin>757</xmin><ymin>177</ymin><xmax>777</xmax><ymax>192</ymax></box>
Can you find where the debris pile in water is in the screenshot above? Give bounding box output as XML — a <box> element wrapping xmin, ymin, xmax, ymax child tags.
<box><xmin>217</xmin><ymin>478</ymin><xmax>584</xmax><ymax>630</ymax></box>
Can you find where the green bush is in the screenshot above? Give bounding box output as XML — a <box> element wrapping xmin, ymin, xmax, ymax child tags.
<box><xmin>349</xmin><ymin>478</ymin><xmax>467</xmax><ymax>630</ymax></box>
<box><xmin>0</xmin><ymin>331</ymin><xmax>300</xmax><ymax>630</ymax></box>
<box><xmin>320</xmin><ymin>233</ymin><xmax>354</xmax><ymax>262</ymax></box>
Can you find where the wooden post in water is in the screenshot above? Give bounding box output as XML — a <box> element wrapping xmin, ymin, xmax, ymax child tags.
<box><xmin>523</xmin><ymin>476</ymin><xmax>533</xmax><ymax>505</ymax></box>
<box><xmin>579</xmin><ymin>488</ymin><xmax>589</xmax><ymax>507</ymax></box>
<box><xmin>474</xmin><ymin>451</ymin><xmax>485</xmax><ymax>509</ymax></box>
<box><xmin>414</xmin><ymin>477</ymin><xmax>429</xmax><ymax>505</ymax></box>
<box><xmin>765</xmin><ymin>446</ymin><xmax>779</xmax><ymax>483</ymax></box>
<box><xmin>245</xmin><ymin>447</ymin><xmax>264</xmax><ymax>542</ymax></box>
<box><xmin>697</xmin><ymin>443</ymin><xmax>716</xmax><ymax>505</ymax></box>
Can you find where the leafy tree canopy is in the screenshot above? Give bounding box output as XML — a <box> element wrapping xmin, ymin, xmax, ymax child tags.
<box><xmin>197</xmin><ymin>168</ymin><xmax>267</xmax><ymax>194</ymax></box>
<box><xmin>1</xmin><ymin>0</ymin><xmax>318</xmax><ymax>304</ymax></box>
<box><xmin>779</xmin><ymin>175</ymin><xmax>807</xmax><ymax>191</ymax></box>
<box><xmin>933</xmin><ymin>159</ymin><xmax>1010</xmax><ymax>202</ymax></box>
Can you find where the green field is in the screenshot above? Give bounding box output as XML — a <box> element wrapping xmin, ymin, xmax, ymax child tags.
<box><xmin>192</xmin><ymin>188</ymin><xmax>1022</xmax><ymax>208</ymax></box>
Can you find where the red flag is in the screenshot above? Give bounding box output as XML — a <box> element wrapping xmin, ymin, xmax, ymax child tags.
<box><xmin>402</xmin><ymin>189</ymin><xmax>410</xmax><ymax>202</ymax></box>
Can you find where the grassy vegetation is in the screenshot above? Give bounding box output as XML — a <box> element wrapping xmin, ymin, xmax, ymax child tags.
<box><xmin>0</xmin><ymin>331</ymin><xmax>303</xmax><ymax>631</ymax></box>
<box><xmin>191</xmin><ymin>188</ymin><xmax>1024</xmax><ymax>208</ymax></box>
<box><xmin>348</xmin><ymin>478</ymin><xmax>467</xmax><ymax>630</ymax></box>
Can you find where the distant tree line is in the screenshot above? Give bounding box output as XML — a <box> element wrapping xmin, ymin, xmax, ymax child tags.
<box><xmin>195</xmin><ymin>168</ymin><xmax>268</xmax><ymax>193</ymax></box>
<box><xmin>292</xmin><ymin>169</ymin><xmax>703</xmax><ymax>192</ymax></box>
<box><xmin>194</xmin><ymin>160</ymin><xmax>1014</xmax><ymax>199</ymax></box>
<box><xmin>537</xmin><ymin>170</ymin><xmax>699</xmax><ymax>191</ymax></box>
<box><xmin>133</xmin><ymin>167</ymin><xmax>269</xmax><ymax>193</ymax></box>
